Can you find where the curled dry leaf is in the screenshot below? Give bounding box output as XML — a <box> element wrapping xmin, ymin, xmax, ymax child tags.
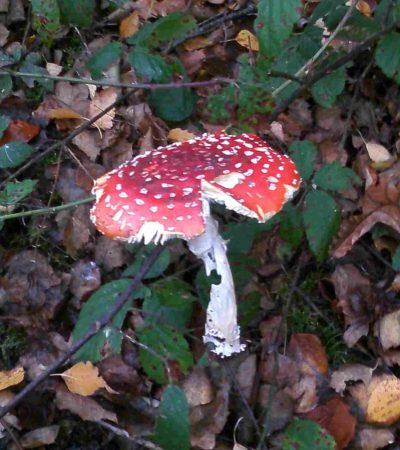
<box><xmin>330</xmin><ymin>364</ymin><xmax>373</xmax><ymax>394</ymax></box>
<box><xmin>333</xmin><ymin>205</ymin><xmax>400</xmax><ymax>258</ymax></box>
<box><xmin>89</xmin><ymin>88</ymin><xmax>118</xmax><ymax>130</ymax></box>
<box><xmin>61</xmin><ymin>361</ymin><xmax>114</xmax><ymax>396</ymax></box>
<box><xmin>304</xmin><ymin>397</ymin><xmax>356</xmax><ymax>450</ymax></box>
<box><xmin>0</xmin><ymin>366</ymin><xmax>24</xmax><ymax>391</ymax></box>
<box><xmin>55</xmin><ymin>382</ymin><xmax>117</xmax><ymax>423</ymax></box>
<box><xmin>234</xmin><ymin>30</ymin><xmax>259</xmax><ymax>51</ymax></box>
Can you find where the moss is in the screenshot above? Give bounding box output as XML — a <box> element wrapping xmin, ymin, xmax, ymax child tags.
<box><xmin>0</xmin><ymin>322</ymin><xmax>27</xmax><ymax>369</ymax></box>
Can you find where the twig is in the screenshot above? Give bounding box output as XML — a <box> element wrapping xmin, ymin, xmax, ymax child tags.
<box><xmin>0</xmin><ymin>418</ymin><xmax>23</xmax><ymax>450</ymax></box>
<box><xmin>269</xmin><ymin>21</ymin><xmax>400</xmax><ymax>122</ymax></box>
<box><xmin>0</xmin><ymin>245</ymin><xmax>164</xmax><ymax>420</ymax></box>
<box><xmin>1</xmin><ymin>70</ymin><xmax>233</xmax><ymax>91</ymax></box>
<box><xmin>0</xmin><ymin>196</ymin><xmax>94</xmax><ymax>222</ymax></box>
<box><xmin>272</xmin><ymin>0</ymin><xmax>358</xmax><ymax>98</ymax></box>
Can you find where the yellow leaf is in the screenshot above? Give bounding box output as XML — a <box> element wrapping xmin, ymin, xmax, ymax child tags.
<box><xmin>234</xmin><ymin>30</ymin><xmax>259</xmax><ymax>51</ymax></box>
<box><xmin>183</xmin><ymin>36</ymin><xmax>210</xmax><ymax>51</ymax></box>
<box><xmin>168</xmin><ymin>128</ymin><xmax>195</xmax><ymax>142</ymax></box>
<box><xmin>0</xmin><ymin>367</ymin><xmax>24</xmax><ymax>391</ymax></box>
<box><xmin>62</xmin><ymin>362</ymin><xmax>114</xmax><ymax>396</ymax></box>
<box><xmin>366</xmin><ymin>375</ymin><xmax>400</xmax><ymax>425</ymax></box>
<box><xmin>47</xmin><ymin>108</ymin><xmax>83</xmax><ymax>120</ymax></box>
<box><xmin>119</xmin><ymin>11</ymin><xmax>140</xmax><ymax>39</ymax></box>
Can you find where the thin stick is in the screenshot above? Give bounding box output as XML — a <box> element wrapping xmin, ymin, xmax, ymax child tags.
<box><xmin>1</xmin><ymin>70</ymin><xmax>233</xmax><ymax>91</ymax></box>
<box><xmin>0</xmin><ymin>196</ymin><xmax>94</xmax><ymax>221</ymax></box>
<box><xmin>0</xmin><ymin>245</ymin><xmax>164</xmax><ymax>420</ymax></box>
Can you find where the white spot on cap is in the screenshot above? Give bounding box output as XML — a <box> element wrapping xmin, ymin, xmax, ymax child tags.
<box><xmin>167</xmin><ymin>204</ymin><xmax>174</xmax><ymax>209</ymax></box>
<box><xmin>269</xmin><ymin>184</ymin><xmax>277</xmax><ymax>191</ymax></box>
<box><xmin>267</xmin><ymin>176</ymin><xmax>278</xmax><ymax>183</ymax></box>
<box><xmin>135</xmin><ymin>199</ymin><xmax>145</xmax><ymax>205</ymax></box>
<box><xmin>162</xmin><ymin>183</ymin><xmax>174</xmax><ymax>188</ymax></box>
<box><xmin>119</xmin><ymin>192</ymin><xmax>128</xmax><ymax>198</ymax></box>
<box><xmin>183</xmin><ymin>187</ymin><xmax>193</xmax><ymax>196</ymax></box>
<box><xmin>234</xmin><ymin>163</ymin><xmax>242</xmax><ymax>168</ymax></box>
<box><xmin>116</xmin><ymin>184</ymin><xmax>122</xmax><ymax>191</ymax></box>
<box><xmin>150</xmin><ymin>206</ymin><xmax>158</xmax><ymax>213</ymax></box>
<box><xmin>140</xmin><ymin>188</ymin><xmax>148</xmax><ymax>194</ymax></box>
<box><xmin>244</xmin><ymin>150</ymin><xmax>253</xmax><ymax>156</ymax></box>
<box><xmin>244</xmin><ymin>169</ymin><xmax>254</xmax><ymax>176</ymax></box>
<box><xmin>112</xmin><ymin>210</ymin><xmax>124</xmax><ymax>221</ymax></box>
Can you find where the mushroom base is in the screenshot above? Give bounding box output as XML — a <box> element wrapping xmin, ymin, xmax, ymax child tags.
<box><xmin>188</xmin><ymin>214</ymin><xmax>245</xmax><ymax>357</ymax></box>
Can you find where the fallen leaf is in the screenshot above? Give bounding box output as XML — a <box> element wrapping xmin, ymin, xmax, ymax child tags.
<box><xmin>356</xmin><ymin>0</ymin><xmax>376</xmax><ymax>17</ymax></box>
<box><xmin>258</xmin><ymin>386</ymin><xmax>294</xmax><ymax>432</ymax></box>
<box><xmin>287</xmin><ymin>333</ymin><xmax>328</xmax><ymax>376</ymax></box>
<box><xmin>46</xmin><ymin>62</ymin><xmax>63</xmax><ymax>76</ymax></box>
<box><xmin>72</xmin><ymin>129</ymin><xmax>101</xmax><ymax>160</ymax></box>
<box><xmin>89</xmin><ymin>88</ymin><xmax>118</xmax><ymax>130</ymax></box>
<box><xmin>365</xmin><ymin>141</ymin><xmax>394</xmax><ymax>168</ymax></box>
<box><xmin>333</xmin><ymin>206</ymin><xmax>400</xmax><ymax>258</ymax></box>
<box><xmin>47</xmin><ymin>107</ymin><xmax>83</xmax><ymax>120</ymax></box>
<box><xmin>119</xmin><ymin>11</ymin><xmax>140</xmax><ymax>38</ymax></box>
<box><xmin>99</xmin><ymin>355</ymin><xmax>141</xmax><ymax>394</ymax></box>
<box><xmin>183</xmin><ymin>36</ymin><xmax>210</xmax><ymax>51</ymax></box>
<box><xmin>234</xmin><ymin>30</ymin><xmax>259</xmax><ymax>51</ymax></box>
<box><xmin>0</xmin><ymin>366</ymin><xmax>24</xmax><ymax>391</ymax></box>
<box><xmin>20</xmin><ymin>425</ymin><xmax>60</xmax><ymax>448</ymax></box>
<box><xmin>236</xmin><ymin>355</ymin><xmax>257</xmax><ymax>401</ymax></box>
<box><xmin>0</xmin><ymin>120</ymin><xmax>40</xmax><ymax>146</ymax></box>
<box><xmin>55</xmin><ymin>382</ymin><xmax>117</xmax><ymax>422</ymax></box>
<box><xmin>358</xmin><ymin>427</ymin><xmax>394</xmax><ymax>450</ymax></box>
<box><xmin>0</xmin><ymin>23</ymin><xmax>9</xmax><ymax>46</ymax></box>
<box><xmin>330</xmin><ymin>364</ymin><xmax>373</xmax><ymax>394</ymax></box>
<box><xmin>168</xmin><ymin>128</ymin><xmax>195</xmax><ymax>142</ymax></box>
<box><xmin>377</xmin><ymin>310</ymin><xmax>400</xmax><ymax>351</ymax></box>
<box><xmin>305</xmin><ymin>397</ymin><xmax>356</xmax><ymax>450</ymax></box>
<box><xmin>182</xmin><ymin>366</ymin><xmax>214</xmax><ymax>407</ymax></box>
<box><xmin>364</xmin><ymin>375</ymin><xmax>400</xmax><ymax>425</ymax></box>
<box><xmin>62</xmin><ymin>361</ymin><xmax>113</xmax><ymax>396</ymax></box>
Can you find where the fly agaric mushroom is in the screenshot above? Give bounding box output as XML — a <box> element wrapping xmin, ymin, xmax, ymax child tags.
<box><xmin>90</xmin><ymin>131</ymin><xmax>301</xmax><ymax>357</ymax></box>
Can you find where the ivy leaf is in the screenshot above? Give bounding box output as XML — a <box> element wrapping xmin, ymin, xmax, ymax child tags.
<box><xmin>0</xmin><ymin>180</ymin><xmax>38</xmax><ymax>205</ymax></box>
<box><xmin>72</xmin><ymin>280</ymin><xmax>149</xmax><ymax>362</ymax></box>
<box><xmin>314</xmin><ymin>162</ymin><xmax>361</xmax><ymax>192</ymax></box>
<box><xmin>283</xmin><ymin>419</ymin><xmax>335</xmax><ymax>450</ymax></box>
<box><xmin>255</xmin><ymin>0</ymin><xmax>301</xmax><ymax>58</ymax></box>
<box><xmin>154</xmin><ymin>385</ymin><xmax>190</xmax><ymax>450</ymax></box>
<box><xmin>288</xmin><ymin>140</ymin><xmax>317</xmax><ymax>181</ymax></box>
<box><xmin>311</xmin><ymin>66</ymin><xmax>346</xmax><ymax>108</ymax></box>
<box><xmin>0</xmin><ymin>142</ymin><xmax>34</xmax><ymax>168</ymax></box>
<box><xmin>302</xmin><ymin>190</ymin><xmax>340</xmax><ymax>262</ymax></box>
<box><xmin>375</xmin><ymin>32</ymin><xmax>400</xmax><ymax>84</ymax></box>
<box><xmin>138</xmin><ymin>324</ymin><xmax>193</xmax><ymax>384</ymax></box>
<box><xmin>87</xmin><ymin>42</ymin><xmax>122</xmax><ymax>80</ymax></box>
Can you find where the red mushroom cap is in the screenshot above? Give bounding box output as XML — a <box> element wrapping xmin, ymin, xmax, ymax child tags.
<box><xmin>90</xmin><ymin>131</ymin><xmax>301</xmax><ymax>244</ymax></box>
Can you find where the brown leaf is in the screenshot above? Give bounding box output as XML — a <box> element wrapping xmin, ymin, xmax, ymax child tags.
<box><xmin>0</xmin><ymin>120</ymin><xmax>40</xmax><ymax>146</ymax></box>
<box><xmin>69</xmin><ymin>260</ymin><xmax>101</xmax><ymax>303</ymax></box>
<box><xmin>98</xmin><ymin>355</ymin><xmax>141</xmax><ymax>394</ymax></box>
<box><xmin>304</xmin><ymin>397</ymin><xmax>356</xmax><ymax>450</ymax></box>
<box><xmin>55</xmin><ymin>382</ymin><xmax>117</xmax><ymax>423</ymax></box>
<box><xmin>133</xmin><ymin>0</ymin><xmax>186</xmax><ymax>19</ymax></box>
<box><xmin>333</xmin><ymin>206</ymin><xmax>400</xmax><ymax>258</ymax></box>
<box><xmin>72</xmin><ymin>129</ymin><xmax>102</xmax><ymax>161</ymax></box>
<box><xmin>20</xmin><ymin>425</ymin><xmax>60</xmax><ymax>448</ymax></box>
<box><xmin>0</xmin><ymin>366</ymin><xmax>24</xmax><ymax>391</ymax></box>
<box><xmin>236</xmin><ymin>355</ymin><xmax>257</xmax><ymax>402</ymax></box>
<box><xmin>89</xmin><ymin>88</ymin><xmax>118</xmax><ymax>130</ymax></box>
<box><xmin>287</xmin><ymin>333</ymin><xmax>329</xmax><ymax>376</ymax></box>
<box><xmin>182</xmin><ymin>366</ymin><xmax>214</xmax><ymax>407</ymax></box>
<box><xmin>330</xmin><ymin>364</ymin><xmax>373</xmax><ymax>394</ymax></box>
<box><xmin>47</xmin><ymin>107</ymin><xmax>83</xmax><ymax>120</ymax></box>
<box><xmin>234</xmin><ymin>30</ymin><xmax>259</xmax><ymax>51</ymax></box>
<box><xmin>258</xmin><ymin>386</ymin><xmax>294</xmax><ymax>433</ymax></box>
<box><xmin>95</xmin><ymin>236</ymin><xmax>130</xmax><ymax>271</ymax></box>
<box><xmin>119</xmin><ymin>11</ymin><xmax>140</xmax><ymax>38</ymax></box>
<box><xmin>62</xmin><ymin>362</ymin><xmax>114</xmax><ymax>396</ymax></box>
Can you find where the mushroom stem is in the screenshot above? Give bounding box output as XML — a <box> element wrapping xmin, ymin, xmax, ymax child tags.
<box><xmin>188</xmin><ymin>213</ymin><xmax>245</xmax><ymax>357</ymax></box>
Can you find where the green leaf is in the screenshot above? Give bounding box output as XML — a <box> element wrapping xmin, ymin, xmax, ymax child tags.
<box><xmin>86</xmin><ymin>42</ymin><xmax>122</xmax><ymax>80</ymax></box>
<box><xmin>392</xmin><ymin>245</ymin><xmax>400</xmax><ymax>271</ymax></box>
<box><xmin>376</xmin><ymin>32</ymin><xmax>400</xmax><ymax>84</ymax></box>
<box><xmin>0</xmin><ymin>180</ymin><xmax>38</xmax><ymax>205</ymax></box>
<box><xmin>127</xmin><ymin>12</ymin><xmax>196</xmax><ymax>47</ymax></box>
<box><xmin>255</xmin><ymin>0</ymin><xmax>301</xmax><ymax>58</ymax></box>
<box><xmin>128</xmin><ymin>49</ymin><xmax>172</xmax><ymax>82</ymax></box>
<box><xmin>154</xmin><ymin>385</ymin><xmax>190</xmax><ymax>450</ymax></box>
<box><xmin>195</xmin><ymin>268</ymin><xmax>221</xmax><ymax>308</ymax></box>
<box><xmin>149</xmin><ymin>87</ymin><xmax>195</xmax><ymax>122</ymax></box>
<box><xmin>0</xmin><ymin>51</ymin><xmax>14</xmax><ymax>68</ymax></box>
<box><xmin>20</xmin><ymin>60</ymin><xmax>53</xmax><ymax>90</ymax></box>
<box><xmin>302</xmin><ymin>190</ymin><xmax>340</xmax><ymax>262</ymax></box>
<box><xmin>314</xmin><ymin>162</ymin><xmax>361</xmax><ymax>192</ymax></box>
<box><xmin>375</xmin><ymin>0</ymin><xmax>400</xmax><ymax>26</ymax></box>
<box><xmin>31</xmin><ymin>0</ymin><xmax>61</xmax><ymax>46</ymax></box>
<box><xmin>138</xmin><ymin>324</ymin><xmax>193</xmax><ymax>383</ymax></box>
<box><xmin>58</xmin><ymin>0</ymin><xmax>95</xmax><ymax>27</ymax></box>
<box><xmin>0</xmin><ymin>115</ymin><xmax>10</xmax><ymax>138</ymax></box>
<box><xmin>283</xmin><ymin>419</ymin><xmax>335</xmax><ymax>450</ymax></box>
<box><xmin>143</xmin><ymin>279</ymin><xmax>194</xmax><ymax>330</ymax></box>
<box><xmin>288</xmin><ymin>140</ymin><xmax>317</xmax><ymax>181</ymax></box>
<box><xmin>223</xmin><ymin>220</ymin><xmax>273</xmax><ymax>254</ymax></box>
<box><xmin>123</xmin><ymin>245</ymin><xmax>170</xmax><ymax>279</ymax></box>
<box><xmin>72</xmin><ymin>280</ymin><xmax>149</xmax><ymax>362</ymax></box>
<box><xmin>0</xmin><ymin>142</ymin><xmax>34</xmax><ymax>169</ymax></box>
<box><xmin>311</xmin><ymin>66</ymin><xmax>346</xmax><ymax>108</ymax></box>
<box><xmin>280</xmin><ymin>203</ymin><xmax>304</xmax><ymax>248</ymax></box>
<box><xmin>0</xmin><ymin>74</ymin><xmax>12</xmax><ymax>98</ymax></box>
